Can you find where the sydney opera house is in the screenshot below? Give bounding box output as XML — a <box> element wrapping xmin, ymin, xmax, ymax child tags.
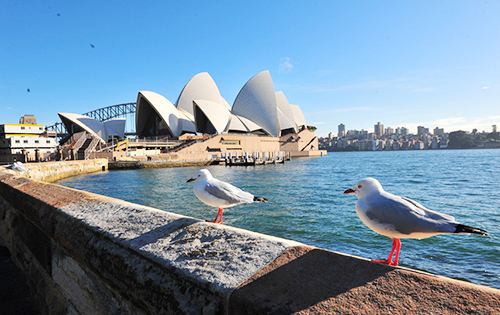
<box><xmin>58</xmin><ymin>70</ymin><xmax>324</xmax><ymax>160</ymax></box>
<box><xmin>135</xmin><ymin>70</ymin><xmax>308</xmax><ymax>138</ymax></box>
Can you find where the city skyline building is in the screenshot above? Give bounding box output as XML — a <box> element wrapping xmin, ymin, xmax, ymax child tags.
<box><xmin>374</xmin><ymin>122</ymin><xmax>384</xmax><ymax>138</ymax></box>
<box><xmin>434</xmin><ymin>127</ymin><xmax>445</xmax><ymax>137</ymax></box>
<box><xmin>417</xmin><ymin>126</ymin><xmax>430</xmax><ymax>137</ymax></box>
<box><xmin>338</xmin><ymin>123</ymin><xmax>345</xmax><ymax>137</ymax></box>
<box><xmin>385</xmin><ymin>127</ymin><xmax>394</xmax><ymax>136</ymax></box>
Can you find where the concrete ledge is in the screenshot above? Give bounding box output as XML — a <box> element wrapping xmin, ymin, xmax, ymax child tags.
<box><xmin>0</xmin><ymin>167</ymin><xmax>499</xmax><ymax>314</ymax></box>
<box><xmin>23</xmin><ymin>159</ymin><xmax>108</xmax><ymax>182</ymax></box>
<box><xmin>230</xmin><ymin>246</ymin><xmax>500</xmax><ymax>314</ymax></box>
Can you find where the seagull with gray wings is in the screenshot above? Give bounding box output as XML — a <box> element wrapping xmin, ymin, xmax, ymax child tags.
<box><xmin>187</xmin><ymin>169</ymin><xmax>268</xmax><ymax>223</ymax></box>
<box><xmin>344</xmin><ymin>177</ymin><xmax>487</xmax><ymax>266</ymax></box>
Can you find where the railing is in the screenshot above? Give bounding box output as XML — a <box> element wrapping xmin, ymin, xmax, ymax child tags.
<box><xmin>83</xmin><ymin>138</ymin><xmax>100</xmax><ymax>160</ymax></box>
<box><xmin>301</xmin><ymin>136</ymin><xmax>317</xmax><ymax>151</ymax></box>
<box><xmin>128</xmin><ymin>137</ymin><xmax>183</xmax><ymax>146</ymax></box>
<box><xmin>168</xmin><ymin>140</ymin><xmax>197</xmax><ymax>153</ymax></box>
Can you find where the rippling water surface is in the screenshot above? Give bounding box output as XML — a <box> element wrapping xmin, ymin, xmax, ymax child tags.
<box><xmin>59</xmin><ymin>149</ymin><xmax>500</xmax><ymax>288</ymax></box>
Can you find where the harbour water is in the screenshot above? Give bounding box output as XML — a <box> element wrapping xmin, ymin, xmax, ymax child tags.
<box><xmin>59</xmin><ymin>149</ymin><xmax>500</xmax><ymax>288</ymax></box>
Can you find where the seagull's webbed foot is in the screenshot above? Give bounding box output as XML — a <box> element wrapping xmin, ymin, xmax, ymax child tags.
<box><xmin>372</xmin><ymin>259</ymin><xmax>391</xmax><ymax>265</ymax></box>
<box><xmin>372</xmin><ymin>238</ymin><xmax>401</xmax><ymax>266</ymax></box>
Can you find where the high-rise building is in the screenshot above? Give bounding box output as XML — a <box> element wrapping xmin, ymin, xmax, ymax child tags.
<box><xmin>400</xmin><ymin>127</ymin><xmax>409</xmax><ymax>136</ymax></box>
<box><xmin>385</xmin><ymin>127</ymin><xmax>394</xmax><ymax>136</ymax></box>
<box><xmin>374</xmin><ymin>122</ymin><xmax>384</xmax><ymax>138</ymax></box>
<box><xmin>493</xmin><ymin>125</ymin><xmax>497</xmax><ymax>133</ymax></box>
<box><xmin>338</xmin><ymin>123</ymin><xmax>345</xmax><ymax>137</ymax></box>
<box><xmin>417</xmin><ymin>126</ymin><xmax>429</xmax><ymax>137</ymax></box>
<box><xmin>433</xmin><ymin>127</ymin><xmax>445</xmax><ymax>137</ymax></box>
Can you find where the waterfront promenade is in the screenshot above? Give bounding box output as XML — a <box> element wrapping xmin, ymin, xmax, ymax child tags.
<box><xmin>0</xmin><ymin>160</ymin><xmax>499</xmax><ymax>314</ymax></box>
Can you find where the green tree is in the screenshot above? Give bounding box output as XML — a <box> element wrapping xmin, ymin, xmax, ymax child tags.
<box><xmin>448</xmin><ymin>131</ymin><xmax>475</xmax><ymax>149</ymax></box>
<box><xmin>487</xmin><ymin>132</ymin><xmax>500</xmax><ymax>140</ymax></box>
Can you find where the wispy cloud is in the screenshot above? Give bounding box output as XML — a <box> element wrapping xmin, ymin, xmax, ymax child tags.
<box><xmin>481</xmin><ymin>86</ymin><xmax>490</xmax><ymax>90</ymax></box>
<box><xmin>279</xmin><ymin>57</ymin><xmax>294</xmax><ymax>73</ymax></box>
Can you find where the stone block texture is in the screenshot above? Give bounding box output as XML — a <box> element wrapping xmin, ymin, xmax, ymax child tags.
<box><xmin>0</xmin><ymin>163</ymin><xmax>499</xmax><ymax>314</ymax></box>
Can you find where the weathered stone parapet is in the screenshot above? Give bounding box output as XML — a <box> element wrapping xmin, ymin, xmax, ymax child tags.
<box><xmin>23</xmin><ymin>159</ymin><xmax>108</xmax><ymax>182</ymax></box>
<box><xmin>0</xmin><ymin>167</ymin><xmax>499</xmax><ymax>314</ymax></box>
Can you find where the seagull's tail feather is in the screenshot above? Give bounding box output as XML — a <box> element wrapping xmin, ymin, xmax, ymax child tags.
<box><xmin>253</xmin><ymin>196</ymin><xmax>268</xmax><ymax>203</ymax></box>
<box><xmin>454</xmin><ymin>224</ymin><xmax>488</xmax><ymax>236</ymax></box>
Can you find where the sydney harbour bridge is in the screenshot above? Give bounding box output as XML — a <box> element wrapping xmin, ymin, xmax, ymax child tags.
<box><xmin>46</xmin><ymin>102</ymin><xmax>137</xmax><ymax>137</ymax></box>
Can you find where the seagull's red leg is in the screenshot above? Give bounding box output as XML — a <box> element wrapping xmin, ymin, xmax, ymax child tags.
<box><xmin>212</xmin><ymin>208</ymin><xmax>224</xmax><ymax>224</ymax></box>
<box><xmin>211</xmin><ymin>208</ymin><xmax>221</xmax><ymax>223</ymax></box>
<box><xmin>373</xmin><ymin>239</ymin><xmax>397</xmax><ymax>264</ymax></box>
<box><xmin>390</xmin><ymin>239</ymin><xmax>402</xmax><ymax>266</ymax></box>
<box><xmin>218</xmin><ymin>208</ymin><xmax>224</xmax><ymax>224</ymax></box>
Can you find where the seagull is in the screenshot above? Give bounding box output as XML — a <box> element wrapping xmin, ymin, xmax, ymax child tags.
<box><xmin>90</xmin><ymin>44</ymin><xmax>95</xmax><ymax>48</ymax></box>
<box><xmin>187</xmin><ymin>169</ymin><xmax>268</xmax><ymax>223</ymax></box>
<box><xmin>344</xmin><ymin>177</ymin><xmax>487</xmax><ymax>266</ymax></box>
<box><xmin>7</xmin><ymin>161</ymin><xmax>28</xmax><ymax>172</ymax></box>
<box><xmin>26</xmin><ymin>88</ymin><xmax>30</xmax><ymax>93</ymax></box>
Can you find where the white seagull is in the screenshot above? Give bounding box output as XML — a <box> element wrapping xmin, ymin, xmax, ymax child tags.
<box><xmin>344</xmin><ymin>177</ymin><xmax>487</xmax><ymax>266</ymax></box>
<box><xmin>7</xmin><ymin>161</ymin><xmax>28</xmax><ymax>172</ymax></box>
<box><xmin>187</xmin><ymin>169</ymin><xmax>268</xmax><ymax>223</ymax></box>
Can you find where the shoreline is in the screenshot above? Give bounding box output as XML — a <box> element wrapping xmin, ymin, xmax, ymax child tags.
<box><xmin>325</xmin><ymin>147</ymin><xmax>500</xmax><ymax>153</ymax></box>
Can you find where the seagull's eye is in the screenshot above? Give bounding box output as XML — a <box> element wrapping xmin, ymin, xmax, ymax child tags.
<box><xmin>358</xmin><ymin>184</ymin><xmax>363</xmax><ymax>189</ymax></box>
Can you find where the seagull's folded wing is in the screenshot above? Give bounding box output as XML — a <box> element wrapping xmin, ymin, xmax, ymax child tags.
<box><xmin>205</xmin><ymin>180</ymin><xmax>254</xmax><ymax>205</ymax></box>
<box><xmin>400</xmin><ymin>196</ymin><xmax>456</xmax><ymax>222</ymax></box>
<box><xmin>365</xmin><ymin>193</ymin><xmax>456</xmax><ymax>235</ymax></box>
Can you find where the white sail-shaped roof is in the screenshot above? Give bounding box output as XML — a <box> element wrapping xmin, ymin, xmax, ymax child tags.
<box><xmin>175</xmin><ymin>72</ymin><xmax>229</xmax><ymax>116</ymax></box>
<box><xmin>275</xmin><ymin>91</ymin><xmax>298</xmax><ymax>132</ymax></box>
<box><xmin>58</xmin><ymin>112</ymin><xmax>107</xmax><ymax>142</ymax></box>
<box><xmin>193</xmin><ymin>100</ymin><xmax>231</xmax><ymax>134</ymax></box>
<box><xmin>133</xmin><ymin>70</ymin><xmax>310</xmax><ymax>138</ymax></box>
<box><xmin>225</xmin><ymin>115</ymin><xmax>248</xmax><ymax>133</ymax></box>
<box><xmin>103</xmin><ymin>118</ymin><xmax>126</xmax><ymax>139</ymax></box>
<box><xmin>289</xmin><ymin>104</ymin><xmax>307</xmax><ymax>127</ymax></box>
<box><xmin>136</xmin><ymin>91</ymin><xmax>196</xmax><ymax>137</ymax></box>
<box><xmin>232</xmin><ymin>70</ymin><xmax>280</xmax><ymax>136</ymax></box>
<box><xmin>237</xmin><ymin>115</ymin><xmax>262</xmax><ymax>132</ymax></box>
<box><xmin>58</xmin><ymin>113</ymin><xmax>126</xmax><ymax>143</ymax></box>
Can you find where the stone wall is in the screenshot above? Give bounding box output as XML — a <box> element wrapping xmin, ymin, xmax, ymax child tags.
<box><xmin>175</xmin><ymin>134</ymin><xmax>282</xmax><ymax>161</ymax></box>
<box><xmin>280</xmin><ymin>129</ymin><xmax>327</xmax><ymax>157</ymax></box>
<box><xmin>0</xmin><ymin>168</ymin><xmax>499</xmax><ymax>314</ymax></box>
<box><xmin>24</xmin><ymin>159</ymin><xmax>108</xmax><ymax>182</ymax></box>
<box><xmin>108</xmin><ymin>159</ymin><xmax>209</xmax><ymax>170</ymax></box>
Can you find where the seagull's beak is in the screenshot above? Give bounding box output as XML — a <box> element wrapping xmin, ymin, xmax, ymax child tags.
<box><xmin>186</xmin><ymin>178</ymin><xmax>195</xmax><ymax>183</ymax></box>
<box><xmin>343</xmin><ymin>188</ymin><xmax>355</xmax><ymax>194</ymax></box>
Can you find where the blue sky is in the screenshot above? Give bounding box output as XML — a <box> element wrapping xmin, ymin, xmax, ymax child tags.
<box><xmin>1</xmin><ymin>0</ymin><xmax>499</xmax><ymax>136</ymax></box>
